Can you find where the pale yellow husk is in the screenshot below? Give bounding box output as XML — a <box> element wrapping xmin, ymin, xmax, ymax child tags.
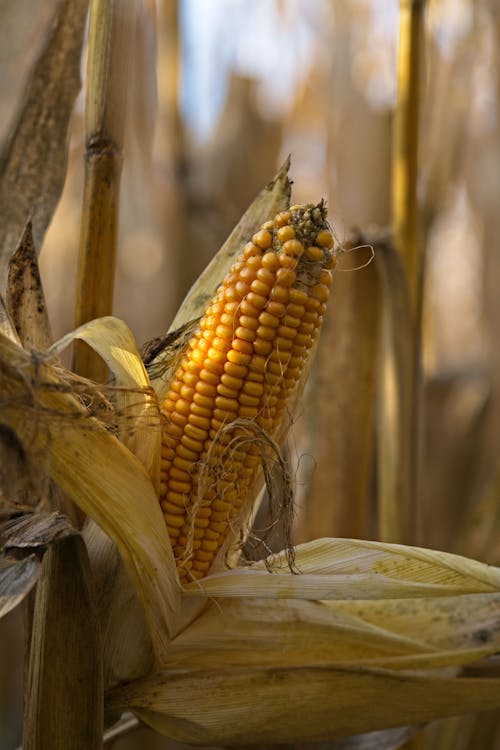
<box><xmin>0</xmin><ymin>328</ymin><xmax>179</xmax><ymax>660</ymax></box>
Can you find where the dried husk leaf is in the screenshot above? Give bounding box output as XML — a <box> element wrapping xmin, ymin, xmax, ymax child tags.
<box><xmin>49</xmin><ymin>316</ymin><xmax>161</xmax><ymax>487</ymax></box>
<box><xmin>0</xmin><ymin>330</ymin><xmax>180</xmax><ymax>658</ymax></box>
<box><xmin>48</xmin><ymin>317</ymin><xmax>164</xmax><ymax>681</ymax></box>
<box><xmin>170</xmin><ymin>156</ymin><xmax>291</xmax><ymax>330</ymax></box>
<box><xmin>183</xmin><ymin>538</ymin><xmax>500</xmax><ymax>600</ymax></box>
<box><xmin>107</xmin><ymin>665</ymin><xmax>500</xmax><ymax>746</ymax></box>
<box><xmin>167</xmin><ymin>538</ymin><xmax>500</xmax><ymax>676</ymax></box>
<box><xmin>165</xmin><ymin>592</ymin><xmax>500</xmax><ymax>673</ymax></box>
<box><xmin>148</xmin><ymin>157</ymin><xmax>291</xmax><ymax>396</ymax></box>
<box><xmin>0</xmin><ymin>512</ymin><xmax>77</xmax><ymax>619</ymax></box>
<box><xmin>1</xmin><ymin>511</ymin><xmax>76</xmax><ymax>550</ymax></box>
<box><xmin>0</xmin><ymin>0</ymin><xmax>88</xmax><ymax>289</ymax></box>
<box><xmin>83</xmin><ymin>522</ymin><xmax>154</xmax><ymax>686</ymax></box>
<box><xmin>23</xmin><ymin>535</ymin><xmax>103</xmax><ymax>750</ymax></box>
<box><xmin>298</xmin><ymin>239</ymin><xmax>380</xmax><ymax>541</ymax></box>
<box><xmin>0</xmin><ymin>555</ymin><xmax>40</xmax><ymax>619</ymax></box>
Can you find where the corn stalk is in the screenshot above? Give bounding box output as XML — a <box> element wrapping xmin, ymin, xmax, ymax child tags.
<box><xmin>379</xmin><ymin>0</ymin><xmax>426</xmax><ymax>546</ymax></box>
<box><xmin>73</xmin><ymin>0</ymin><xmax>137</xmax><ymax>380</ymax></box>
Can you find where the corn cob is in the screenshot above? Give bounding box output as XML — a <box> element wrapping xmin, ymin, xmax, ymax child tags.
<box><xmin>159</xmin><ymin>202</ymin><xmax>335</xmax><ymax>581</ymax></box>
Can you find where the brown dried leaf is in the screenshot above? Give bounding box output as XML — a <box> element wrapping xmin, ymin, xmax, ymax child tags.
<box><xmin>298</xmin><ymin>237</ymin><xmax>381</xmax><ymax>542</ymax></box>
<box><xmin>0</xmin><ymin>0</ymin><xmax>88</xmax><ymax>289</ymax></box>
<box><xmin>170</xmin><ymin>157</ymin><xmax>291</xmax><ymax>331</ymax></box>
<box><xmin>7</xmin><ymin>220</ymin><xmax>53</xmax><ymax>349</ymax></box>
<box><xmin>148</xmin><ymin>158</ymin><xmax>291</xmax><ymax>397</ymax></box>
<box><xmin>0</xmin><ymin>554</ymin><xmax>40</xmax><ymax>620</ymax></box>
<box><xmin>0</xmin><ymin>511</ymin><xmax>76</xmax><ymax>551</ymax></box>
<box><xmin>0</xmin><ymin>293</ymin><xmax>21</xmax><ymax>344</ymax></box>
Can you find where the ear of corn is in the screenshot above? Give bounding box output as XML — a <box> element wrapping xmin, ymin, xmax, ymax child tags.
<box><xmin>159</xmin><ymin>203</ymin><xmax>336</xmax><ymax>581</ymax></box>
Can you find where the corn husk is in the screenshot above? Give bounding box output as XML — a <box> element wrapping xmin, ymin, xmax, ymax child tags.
<box><xmin>0</xmin><ymin>328</ymin><xmax>179</xmax><ymax>660</ymax></box>
<box><xmin>108</xmin><ymin>665</ymin><xmax>500</xmax><ymax>747</ymax></box>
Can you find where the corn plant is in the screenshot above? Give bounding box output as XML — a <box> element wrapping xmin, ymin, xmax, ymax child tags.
<box><xmin>1</xmin><ymin>1</ymin><xmax>500</xmax><ymax>749</ymax></box>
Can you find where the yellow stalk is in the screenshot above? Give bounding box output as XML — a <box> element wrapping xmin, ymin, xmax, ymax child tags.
<box><xmin>391</xmin><ymin>0</ymin><xmax>425</xmax><ymax>312</ymax></box>
<box><xmin>379</xmin><ymin>1</ymin><xmax>426</xmax><ymax>550</ymax></box>
<box><xmin>73</xmin><ymin>0</ymin><xmax>137</xmax><ymax>381</ymax></box>
<box><xmin>390</xmin><ymin>0</ymin><xmax>425</xmax><ymax>729</ymax></box>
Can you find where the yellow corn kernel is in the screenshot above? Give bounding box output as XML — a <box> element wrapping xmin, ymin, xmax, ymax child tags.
<box><xmin>316</xmin><ymin>229</ymin><xmax>334</xmax><ymax>248</ymax></box>
<box><xmin>252</xmin><ymin>229</ymin><xmax>273</xmax><ymax>249</ymax></box>
<box><xmin>277</xmin><ymin>225</ymin><xmax>295</xmax><ymax>243</ymax></box>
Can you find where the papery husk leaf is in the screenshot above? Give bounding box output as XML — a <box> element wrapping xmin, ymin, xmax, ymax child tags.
<box><xmin>107</xmin><ymin>666</ymin><xmax>500</xmax><ymax>746</ymax></box>
<box><xmin>83</xmin><ymin>521</ymin><xmax>155</xmax><ymax>686</ymax></box>
<box><xmin>166</xmin><ymin>592</ymin><xmax>500</xmax><ymax>673</ymax></box>
<box><xmin>170</xmin><ymin>156</ymin><xmax>291</xmax><ymax>330</ymax></box>
<box><xmin>49</xmin><ymin>316</ymin><xmax>160</xmax><ymax>487</ymax></box>
<box><xmin>0</xmin><ymin>0</ymin><xmax>88</xmax><ymax>289</ymax></box>
<box><xmin>0</xmin><ymin>554</ymin><xmax>40</xmax><ymax>619</ymax></box>
<box><xmin>183</xmin><ymin>538</ymin><xmax>500</xmax><ymax>600</ymax></box>
<box><xmin>23</xmin><ymin>535</ymin><xmax>103</xmax><ymax>749</ymax></box>
<box><xmin>1</xmin><ymin>510</ymin><xmax>76</xmax><ymax>549</ymax></box>
<box><xmin>0</xmin><ymin>331</ymin><xmax>180</xmax><ymax>657</ymax></box>
<box><xmin>148</xmin><ymin>157</ymin><xmax>291</xmax><ymax>396</ymax></box>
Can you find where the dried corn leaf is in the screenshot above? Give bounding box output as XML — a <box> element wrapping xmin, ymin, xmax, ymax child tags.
<box><xmin>83</xmin><ymin>521</ymin><xmax>154</xmax><ymax>686</ymax></box>
<box><xmin>0</xmin><ymin>293</ymin><xmax>20</xmax><ymax>343</ymax></box>
<box><xmin>184</xmin><ymin>538</ymin><xmax>500</xmax><ymax>599</ymax></box>
<box><xmin>166</xmin><ymin>591</ymin><xmax>500</xmax><ymax>672</ymax></box>
<box><xmin>0</xmin><ymin>0</ymin><xmax>88</xmax><ymax>288</ymax></box>
<box><xmin>7</xmin><ymin>220</ymin><xmax>52</xmax><ymax>349</ymax></box>
<box><xmin>49</xmin><ymin>316</ymin><xmax>161</xmax><ymax>487</ymax></box>
<box><xmin>107</xmin><ymin>665</ymin><xmax>500</xmax><ymax>746</ymax></box>
<box><xmin>168</xmin><ymin>538</ymin><xmax>500</xmax><ymax>677</ymax></box>
<box><xmin>299</xmin><ymin>241</ymin><xmax>380</xmax><ymax>541</ymax></box>
<box><xmin>0</xmin><ymin>555</ymin><xmax>40</xmax><ymax>619</ymax></box>
<box><xmin>23</xmin><ymin>535</ymin><xmax>102</xmax><ymax>749</ymax></box>
<box><xmin>1</xmin><ymin>511</ymin><xmax>76</xmax><ymax>550</ymax></box>
<box><xmin>0</xmin><ymin>330</ymin><xmax>180</xmax><ymax>657</ymax></box>
<box><xmin>147</xmin><ymin>158</ymin><xmax>291</xmax><ymax>396</ymax></box>
<box><xmin>170</xmin><ymin>156</ymin><xmax>291</xmax><ymax>330</ymax></box>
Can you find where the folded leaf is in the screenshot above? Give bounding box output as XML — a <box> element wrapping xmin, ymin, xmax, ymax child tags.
<box><xmin>48</xmin><ymin>316</ymin><xmax>161</xmax><ymax>487</ymax></box>
<box><xmin>107</xmin><ymin>666</ymin><xmax>500</xmax><ymax>746</ymax></box>
<box><xmin>183</xmin><ymin>538</ymin><xmax>500</xmax><ymax>600</ymax></box>
<box><xmin>0</xmin><ymin>554</ymin><xmax>40</xmax><ymax>619</ymax></box>
<box><xmin>0</xmin><ymin>330</ymin><xmax>179</xmax><ymax>658</ymax></box>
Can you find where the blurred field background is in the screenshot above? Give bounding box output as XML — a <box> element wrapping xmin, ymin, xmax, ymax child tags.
<box><xmin>2</xmin><ymin>0</ymin><xmax>500</xmax><ymax>748</ymax></box>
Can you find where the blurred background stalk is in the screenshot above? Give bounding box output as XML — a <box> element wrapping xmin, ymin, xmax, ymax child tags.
<box><xmin>378</xmin><ymin>0</ymin><xmax>426</xmax><ymax>548</ymax></box>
